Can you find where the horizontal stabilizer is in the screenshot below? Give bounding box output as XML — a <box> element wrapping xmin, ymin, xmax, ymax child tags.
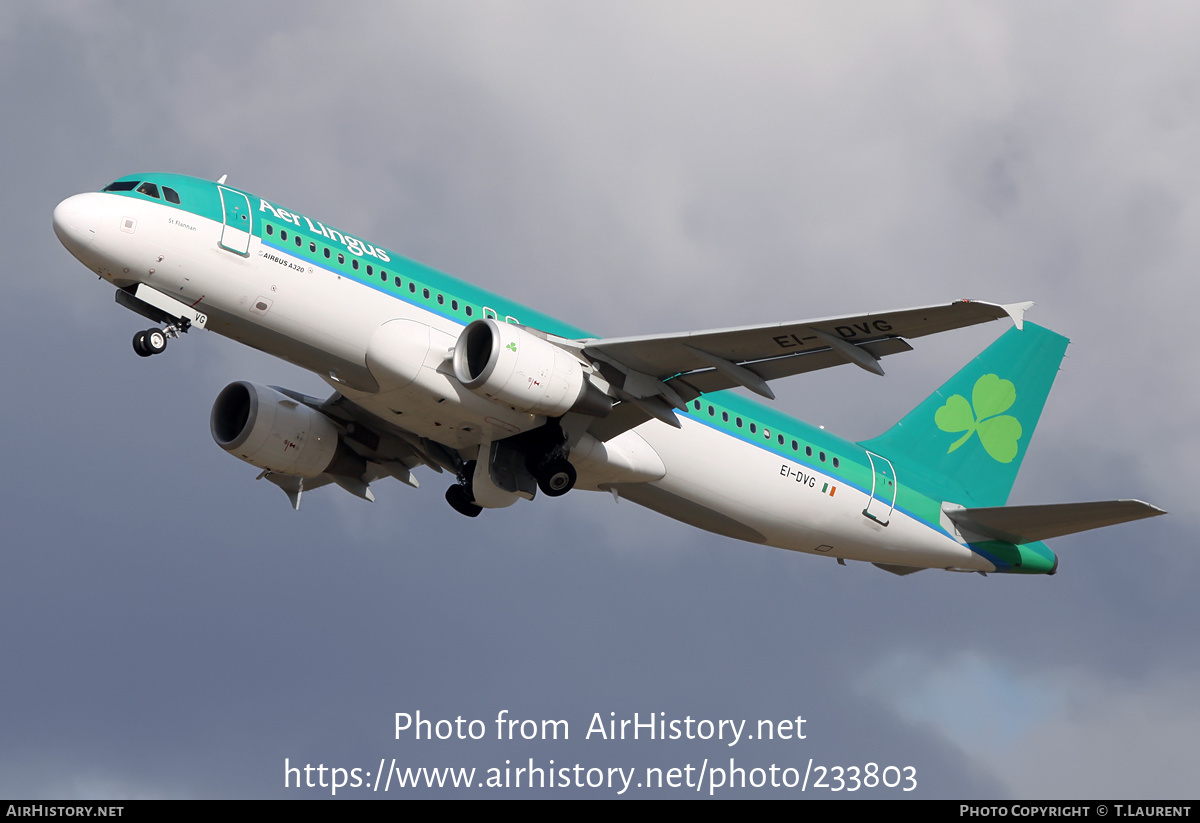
<box><xmin>944</xmin><ymin>500</ymin><xmax>1166</xmax><ymax>544</ymax></box>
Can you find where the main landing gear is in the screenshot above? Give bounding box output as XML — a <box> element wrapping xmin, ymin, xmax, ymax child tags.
<box><xmin>520</xmin><ymin>419</ymin><xmax>577</xmax><ymax>498</ymax></box>
<box><xmin>530</xmin><ymin>456</ymin><xmax>576</xmax><ymax>497</ymax></box>
<box><xmin>443</xmin><ymin>422</ymin><xmax>579</xmax><ymax>517</ymax></box>
<box><xmin>443</xmin><ymin>455</ymin><xmax>579</xmax><ymax>516</ymax></box>
<box><xmin>445</xmin><ymin>460</ymin><xmax>483</xmax><ymax>518</ymax></box>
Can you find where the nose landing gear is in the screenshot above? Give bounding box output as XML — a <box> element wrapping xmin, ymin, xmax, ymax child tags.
<box><xmin>115</xmin><ymin>284</ymin><xmax>206</xmax><ymax>359</ymax></box>
<box><xmin>133</xmin><ymin>327</ymin><xmax>168</xmax><ymax>357</ymax></box>
<box><xmin>132</xmin><ymin>319</ymin><xmax>185</xmax><ymax>357</ymax></box>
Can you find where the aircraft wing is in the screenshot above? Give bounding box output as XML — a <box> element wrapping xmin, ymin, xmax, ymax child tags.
<box><xmin>253</xmin><ymin>387</ymin><xmax>443</xmax><ymax>510</ymax></box>
<box><xmin>581</xmin><ymin>299</ymin><xmax>1031</xmax><ymax>441</ymax></box>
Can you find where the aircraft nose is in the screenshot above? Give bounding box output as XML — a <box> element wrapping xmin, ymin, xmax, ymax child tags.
<box><xmin>53</xmin><ymin>192</ymin><xmax>102</xmax><ymax>253</ymax></box>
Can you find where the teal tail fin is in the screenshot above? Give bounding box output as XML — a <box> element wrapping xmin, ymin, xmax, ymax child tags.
<box><xmin>859</xmin><ymin>322</ymin><xmax>1069</xmax><ymax>507</ymax></box>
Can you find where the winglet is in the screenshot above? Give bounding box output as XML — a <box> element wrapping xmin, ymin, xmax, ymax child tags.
<box><xmin>1000</xmin><ymin>300</ymin><xmax>1035</xmax><ymax>331</ymax></box>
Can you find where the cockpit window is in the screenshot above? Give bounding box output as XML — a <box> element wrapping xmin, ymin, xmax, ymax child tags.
<box><xmin>163</xmin><ymin>186</ymin><xmax>181</xmax><ymax>204</ymax></box>
<box><xmin>103</xmin><ymin>180</ymin><xmax>138</xmax><ymax>192</ymax></box>
<box><xmin>136</xmin><ymin>182</ymin><xmax>160</xmax><ymax>199</ymax></box>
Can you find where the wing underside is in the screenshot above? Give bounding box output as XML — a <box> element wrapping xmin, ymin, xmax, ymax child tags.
<box><xmin>257</xmin><ymin>388</ymin><xmax>448</xmax><ymax>509</ymax></box>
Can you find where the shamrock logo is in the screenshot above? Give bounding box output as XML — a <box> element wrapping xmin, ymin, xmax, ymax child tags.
<box><xmin>506</xmin><ymin>342</ymin><xmax>518</xmax><ymax>352</ymax></box>
<box><xmin>934</xmin><ymin>374</ymin><xmax>1022</xmax><ymax>463</ymax></box>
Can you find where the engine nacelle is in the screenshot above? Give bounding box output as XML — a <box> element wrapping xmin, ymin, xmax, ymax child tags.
<box><xmin>210</xmin><ymin>382</ymin><xmax>346</xmax><ymax>477</ymax></box>
<box><xmin>452</xmin><ymin>319</ymin><xmax>611</xmax><ymax>417</ymax></box>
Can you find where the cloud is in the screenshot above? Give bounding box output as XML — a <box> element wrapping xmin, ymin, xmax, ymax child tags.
<box><xmin>859</xmin><ymin>651</ymin><xmax>1200</xmax><ymax>798</ymax></box>
<box><xmin>11</xmin><ymin>0</ymin><xmax>1197</xmax><ymax>798</ymax></box>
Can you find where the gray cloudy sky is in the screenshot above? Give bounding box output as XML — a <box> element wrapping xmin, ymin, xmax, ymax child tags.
<box><xmin>3</xmin><ymin>2</ymin><xmax>1196</xmax><ymax>798</ymax></box>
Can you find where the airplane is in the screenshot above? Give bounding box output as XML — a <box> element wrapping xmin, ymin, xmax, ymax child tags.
<box><xmin>52</xmin><ymin>173</ymin><xmax>1165</xmax><ymax>576</ymax></box>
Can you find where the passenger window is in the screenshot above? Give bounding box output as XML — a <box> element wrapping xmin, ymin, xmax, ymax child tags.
<box><xmin>806</xmin><ymin>446</ymin><xmax>813</xmax><ymax>457</ymax></box>
<box><xmin>266</xmin><ymin>225</ymin><xmax>274</xmax><ymax>236</ymax></box>
<box><xmin>136</xmin><ymin>182</ymin><xmax>160</xmax><ymax>199</ymax></box>
<box><xmin>309</xmin><ymin>241</ymin><xmax>316</xmax><ymax>253</ymax></box>
<box><xmin>324</xmin><ymin>248</ymin><xmax>330</xmax><ymax>259</ymax></box>
<box><xmin>832</xmin><ymin>457</ymin><xmax>840</xmax><ymax>468</ymax></box>
<box><xmin>352</xmin><ymin>259</ymin><xmax>359</xmax><ymax>270</ymax></box>
<box><xmin>367</xmin><ymin>265</ymin><xmax>374</xmax><ymax>275</ymax></box>
<box><xmin>281</xmin><ymin>230</ymin><xmax>288</xmax><ymax>241</ymax></box>
<box><xmin>437</xmin><ymin>293</ymin><xmax>444</xmax><ymax>305</ymax></box>
<box><xmin>337</xmin><ymin>253</ymin><xmax>344</xmax><ymax>264</ymax></box>
<box><xmin>749</xmin><ymin>423</ymin><xmax>756</xmax><ymax>434</ymax></box>
<box><xmin>295</xmin><ymin>235</ymin><xmax>302</xmax><ymax>247</ymax></box>
<box><xmin>423</xmin><ymin>288</ymin><xmax>430</xmax><ymax>299</ymax></box>
<box><xmin>465</xmin><ymin>306</ymin><xmax>473</xmax><ymax>316</ymax></box>
<box><xmin>163</xmin><ymin>187</ymin><xmax>181</xmax><ymax>204</ymax></box>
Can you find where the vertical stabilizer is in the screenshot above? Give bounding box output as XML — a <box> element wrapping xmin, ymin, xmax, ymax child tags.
<box><xmin>859</xmin><ymin>323</ymin><xmax>1069</xmax><ymax>507</ymax></box>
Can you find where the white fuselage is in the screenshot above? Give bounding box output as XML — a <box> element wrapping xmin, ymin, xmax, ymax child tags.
<box><xmin>54</xmin><ymin>189</ymin><xmax>993</xmax><ymax>573</ymax></box>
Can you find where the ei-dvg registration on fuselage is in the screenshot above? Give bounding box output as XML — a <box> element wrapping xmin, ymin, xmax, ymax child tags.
<box><xmin>52</xmin><ymin>173</ymin><xmax>1164</xmax><ymax>577</ymax></box>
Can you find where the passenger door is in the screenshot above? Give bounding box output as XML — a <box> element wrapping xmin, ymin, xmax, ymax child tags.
<box><xmin>862</xmin><ymin>451</ymin><xmax>897</xmax><ymax>526</ymax></box>
<box><xmin>218</xmin><ymin>186</ymin><xmax>252</xmax><ymax>255</ymax></box>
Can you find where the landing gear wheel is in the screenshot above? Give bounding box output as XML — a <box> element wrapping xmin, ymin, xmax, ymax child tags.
<box><xmin>445</xmin><ymin>484</ymin><xmax>482</xmax><ymax>518</ymax></box>
<box><xmin>142</xmin><ymin>328</ymin><xmax>167</xmax><ymax>355</ymax></box>
<box><xmin>536</xmin><ymin>458</ymin><xmax>576</xmax><ymax>497</ymax></box>
<box><xmin>132</xmin><ymin>331</ymin><xmax>151</xmax><ymax>357</ymax></box>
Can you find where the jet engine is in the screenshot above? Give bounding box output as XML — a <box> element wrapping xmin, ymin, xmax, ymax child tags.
<box><xmin>452</xmin><ymin>319</ymin><xmax>611</xmax><ymax>417</ymax></box>
<box><xmin>210</xmin><ymin>382</ymin><xmax>363</xmax><ymax>478</ymax></box>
